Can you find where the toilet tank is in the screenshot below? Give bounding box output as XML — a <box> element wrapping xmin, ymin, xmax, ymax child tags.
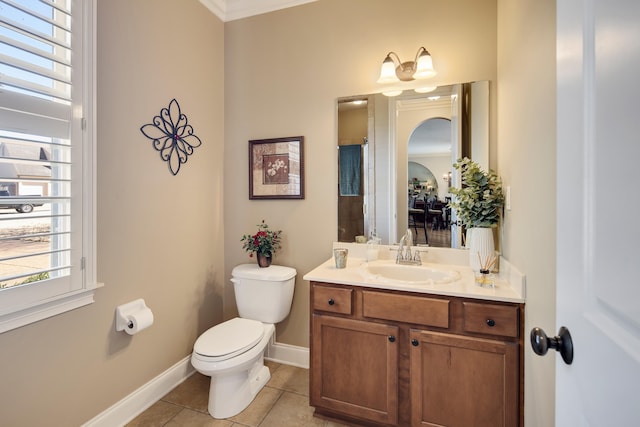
<box><xmin>231</xmin><ymin>264</ymin><xmax>297</xmax><ymax>324</ymax></box>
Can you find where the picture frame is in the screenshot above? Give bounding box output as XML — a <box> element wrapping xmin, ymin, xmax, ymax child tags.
<box><xmin>249</xmin><ymin>136</ymin><xmax>304</xmax><ymax>199</ymax></box>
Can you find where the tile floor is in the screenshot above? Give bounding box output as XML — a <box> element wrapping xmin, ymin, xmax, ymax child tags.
<box><xmin>126</xmin><ymin>361</ymin><xmax>352</xmax><ymax>427</ymax></box>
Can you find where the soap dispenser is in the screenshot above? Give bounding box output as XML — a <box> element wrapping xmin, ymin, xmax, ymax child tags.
<box><xmin>366</xmin><ymin>231</ymin><xmax>381</xmax><ymax>262</ymax></box>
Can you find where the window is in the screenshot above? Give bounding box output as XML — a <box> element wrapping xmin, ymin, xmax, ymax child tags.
<box><xmin>0</xmin><ymin>0</ymin><xmax>96</xmax><ymax>332</ymax></box>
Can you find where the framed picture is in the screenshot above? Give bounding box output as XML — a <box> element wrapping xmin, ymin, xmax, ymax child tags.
<box><xmin>249</xmin><ymin>136</ymin><xmax>304</xmax><ymax>199</ymax></box>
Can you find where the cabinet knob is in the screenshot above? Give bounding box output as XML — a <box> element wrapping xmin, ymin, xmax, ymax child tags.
<box><xmin>486</xmin><ymin>319</ymin><xmax>496</xmax><ymax>327</ymax></box>
<box><xmin>411</xmin><ymin>339</ymin><xmax>419</xmax><ymax>347</ymax></box>
<box><xmin>388</xmin><ymin>335</ymin><xmax>396</xmax><ymax>343</ymax></box>
<box><xmin>328</xmin><ymin>298</ymin><xmax>335</xmax><ymax>306</ymax></box>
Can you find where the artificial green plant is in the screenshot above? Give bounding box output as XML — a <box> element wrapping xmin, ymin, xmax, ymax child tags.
<box><xmin>448</xmin><ymin>157</ymin><xmax>504</xmax><ymax>228</ymax></box>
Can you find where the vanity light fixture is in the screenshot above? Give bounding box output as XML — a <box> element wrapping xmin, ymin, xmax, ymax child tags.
<box><xmin>377</xmin><ymin>47</ymin><xmax>437</xmax><ymax>96</ymax></box>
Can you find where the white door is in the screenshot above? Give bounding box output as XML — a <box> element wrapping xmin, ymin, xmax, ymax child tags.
<box><xmin>553</xmin><ymin>0</ymin><xmax>640</xmax><ymax>424</ymax></box>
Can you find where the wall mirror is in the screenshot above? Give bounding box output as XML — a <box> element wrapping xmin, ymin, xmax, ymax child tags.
<box><xmin>337</xmin><ymin>81</ymin><xmax>489</xmax><ymax>248</ymax></box>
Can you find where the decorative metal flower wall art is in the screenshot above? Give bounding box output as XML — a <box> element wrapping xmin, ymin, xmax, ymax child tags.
<box><xmin>140</xmin><ymin>99</ymin><xmax>202</xmax><ymax>175</ymax></box>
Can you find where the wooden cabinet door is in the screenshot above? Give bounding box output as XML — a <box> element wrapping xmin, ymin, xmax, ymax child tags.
<box><xmin>311</xmin><ymin>314</ymin><xmax>399</xmax><ymax>425</ymax></box>
<box><xmin>410</xmin><ymin>330</ymin><xmax>519</xmax><ymax>427</ymax></box>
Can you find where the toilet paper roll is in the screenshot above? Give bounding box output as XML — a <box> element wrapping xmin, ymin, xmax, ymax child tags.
<box><xmin>125</xmin><ymin>307</ymin><xmax>154</xmax><ymax>335</ymax></box>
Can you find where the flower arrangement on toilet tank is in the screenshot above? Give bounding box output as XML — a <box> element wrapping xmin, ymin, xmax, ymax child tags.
<box><xmin>448</xmin><ymin>157</ymin><xmax>504</xmax><ymax>228</ymax></box>
<box><xmin>241</xmin><ymin>220</ymin><xmax>282</xmax><ymax>258</ymax></box>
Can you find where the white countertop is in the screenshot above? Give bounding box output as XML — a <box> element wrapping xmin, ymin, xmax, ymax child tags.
<box><xmin>303</xmin><ymin>243</ymin><xmax>526</xmax><ymax>303</ymax></box>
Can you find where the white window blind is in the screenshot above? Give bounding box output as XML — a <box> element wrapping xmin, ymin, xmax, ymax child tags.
<box><xmin>0</xmin><ymin>0</ymin><xmax>96</xmax><ymax>332</ymax></box>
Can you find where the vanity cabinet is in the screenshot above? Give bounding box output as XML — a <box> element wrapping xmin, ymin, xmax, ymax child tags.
<box><xmin>311</xmin><ymin>315</ymin><xmax>399</xmax><ymax>425</ymax></box>
<box><xmin>311</xmin><ymin>283</ymin><xmax>399</xmax><ymax>425</ymax></box>
<box><xmin>310</xmin><ymin>282</ymin><xmax>524</xmax><ymax>427</ymax></box>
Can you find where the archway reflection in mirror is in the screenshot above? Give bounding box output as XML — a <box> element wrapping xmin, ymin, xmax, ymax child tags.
<box><xmin>408</xmin><ymin>117</ymin><xmax>452</xmax><ymax>247</ymax></box>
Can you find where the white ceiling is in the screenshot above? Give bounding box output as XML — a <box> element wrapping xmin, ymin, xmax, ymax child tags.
<box><xmin>199</xmin><ymin>0</ymin><xmax>319</xmax><ymax>22</ymax></box>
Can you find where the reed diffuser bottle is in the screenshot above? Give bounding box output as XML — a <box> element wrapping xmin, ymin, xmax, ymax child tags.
<box><xmin>475</xmin><ymin>254</ymin><xmax>496</xmax><ymax>288</ymax></box>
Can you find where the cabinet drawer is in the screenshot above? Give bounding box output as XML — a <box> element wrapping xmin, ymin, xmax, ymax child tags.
<box><xmin>313</xmin><ymin>285</ymin><xmax>353</xmax><ymax>315</ymax></box>
<box><xmin>363</xmin><ymin>291</ymin><xmax>449</xmax><ymax>328</ymax></box>
<box><xmin>462</xmin><ymin>302</ymin><xmax>519</xmax><ymax>338</ymax></box>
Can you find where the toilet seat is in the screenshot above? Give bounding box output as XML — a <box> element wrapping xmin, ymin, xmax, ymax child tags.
<box><xmin>194</xmin><ymin>318</ymin><xmax>265</xmax><ymax>362</ymax></box>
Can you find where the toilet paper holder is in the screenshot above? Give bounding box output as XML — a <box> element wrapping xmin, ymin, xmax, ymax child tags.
<box><xmin>116</xmin><ymin>299</ymin><xmax>150</xmax><ymax>332</ymax></box>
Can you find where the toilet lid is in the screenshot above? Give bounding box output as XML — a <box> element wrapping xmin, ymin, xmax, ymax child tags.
<box><xmin>194</xmin><ymin>318</ymin><xmax>264</xmax><ymax>361</ymax></box>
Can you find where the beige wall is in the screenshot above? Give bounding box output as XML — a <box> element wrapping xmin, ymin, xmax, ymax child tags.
<box><xmin>224</xmin><ymin>0</ymin><xmax>498</xmax><ymax>347</ymax></box>
<box><xmin>0</xmin><ymin>1</ymin><xmax>224</xmax><ymax>425</ymax></box>
<box><xmin>497</xmin><ymin>1</ymin><xmax>557</xmax><ymax>426</ymax></box>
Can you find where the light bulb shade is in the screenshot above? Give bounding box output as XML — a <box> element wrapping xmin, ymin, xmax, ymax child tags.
<box><xmin>413</xmin><ymin>50</ymin><xmax>436</xmax><ymax>79</ymax></box>
<box><xmin>382</xmin><ymin>89</ymin><xmax>403</xmax><ymax>97</ymax></box>
<box><xmin>414</xmin><ymin>85</ymin><xmax>437</xmax><ymax>94</ymax></box>
<box><xmin>377</xmin><ymin>56</ymin><xmax>400</xmax><ymax>84</ymax></box>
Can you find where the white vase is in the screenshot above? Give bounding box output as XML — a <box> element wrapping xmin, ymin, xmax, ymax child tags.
<box><xmin>467</xmin><ymin>227</ymin><xmax>495</xmax><ymax>272</ymax></box>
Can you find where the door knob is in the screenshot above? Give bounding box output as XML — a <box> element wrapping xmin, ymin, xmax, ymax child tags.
<box><xmin>530</xmin><ymin>326</ymin><xmax>574</xmax><ymax>365</ymax></box>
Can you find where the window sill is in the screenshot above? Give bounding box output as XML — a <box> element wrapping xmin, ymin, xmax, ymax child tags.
<box><xmin>0</xmin><ymin>285</ymin><xmax>102</xmax><ymax>334</ymax></box>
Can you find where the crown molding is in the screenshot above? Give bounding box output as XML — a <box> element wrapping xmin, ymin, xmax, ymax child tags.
<box><xmin>199</xmin><ymin>0</ymin><xmax>226</xmax><ymax>21</ymax></box>
<box><xmin>199</xmin><ymin>0</ymin><xmax>318</xmax><ymax>22</ymax></box>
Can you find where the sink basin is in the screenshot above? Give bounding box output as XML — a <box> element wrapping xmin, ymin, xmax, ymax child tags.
<box><xmin>359</xmin><ymin>261</ymin><xmax>461</xmax><ymax>285</ymax></box>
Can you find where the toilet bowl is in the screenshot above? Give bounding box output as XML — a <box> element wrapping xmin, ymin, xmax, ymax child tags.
<box><xmin>190</xmin><ymin>264</ymin><xmax>296</xmax><ymax>419</ymax></box>
<box><xmin>191</xmin><ymin>318</ymin><xmax>275</xmax><ymax>418</ymax></box>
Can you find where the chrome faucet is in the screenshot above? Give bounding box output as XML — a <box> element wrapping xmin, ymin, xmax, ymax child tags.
<box><xmin>396</xmin><ymin>229</ymin><xmax>422</xmax><ymax>265</ymax></box>
<box><xmin>398</xmin><ymin>229</ymin><xmax>413</xmax><ymax>260</ymax></box>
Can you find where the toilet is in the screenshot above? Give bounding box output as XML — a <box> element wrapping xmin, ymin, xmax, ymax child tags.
<box><xmin>190</xmin><ymin>263</ymin><xmax>296</xmax><ymax>419</ymax></box>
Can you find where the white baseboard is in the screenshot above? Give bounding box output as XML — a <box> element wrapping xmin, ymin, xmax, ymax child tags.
<box><xmin>265</xmin><ymin>339</ymin><xmax>310</xmax><ymax>369</ymax></box>
<box><xmin>82</xmin><ymin>341</ymin><xmax>309</xmax><ymax>427</ymax></box>
<box><xmin>81</xmin><ymin>356</ymin><xmax>194</xmax><ymax>427</ymax></box>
